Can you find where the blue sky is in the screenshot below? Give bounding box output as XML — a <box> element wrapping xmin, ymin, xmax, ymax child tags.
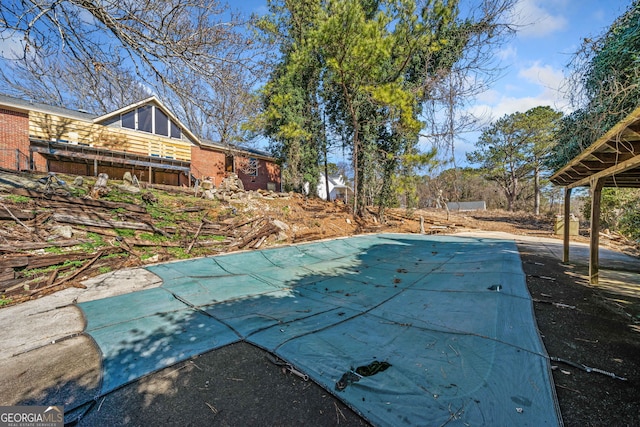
<box><xmin>239</xmin><ymin>0</ymin><xmax>631</xmax><ymax>166</ymax></box>
<box><xmin>456</xmin><ymin>0</ymin><xmax>630</xmax><ymax>163</ymax></box>
<box><xmin>477</xmin><ymin>0</ymin><xmax>628</xmax><ymax>117</ymax></box>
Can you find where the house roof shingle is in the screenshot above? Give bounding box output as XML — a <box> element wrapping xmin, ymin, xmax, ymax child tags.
<box><xmin>0</xmin><ymin>93</ymin><xmax>96</xmax><ymax>121</ymax></box>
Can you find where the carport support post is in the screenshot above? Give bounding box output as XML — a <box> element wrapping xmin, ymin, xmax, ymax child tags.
<box><xmin>563</xmin><ymin>187</ymin><xmax>572</xmax><ymax>263</ymax></box>
<box><xmin>589</xmin><ymin>177</ymin><xmax>605</xmax><ymax>285</ymax></box>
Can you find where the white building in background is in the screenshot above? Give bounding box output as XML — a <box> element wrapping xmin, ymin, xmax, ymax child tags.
<box><xmin>317</xmin><ymin>173</ymin><xmax>352</xmax><ymax>202</ymax></box>
<box><xmin>446</xmin><ymin>201</ymin><xmax>486</xmax><ymax>211</ymax></box>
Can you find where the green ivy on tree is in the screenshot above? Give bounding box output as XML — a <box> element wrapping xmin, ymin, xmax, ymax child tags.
<box><xmin>548</xmin><ymin>1</ymin><xmax>640</xmax><ymax>171</ymax></box>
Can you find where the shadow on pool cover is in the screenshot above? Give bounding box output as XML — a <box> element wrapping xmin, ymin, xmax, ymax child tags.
<box><xmin>78</xmin><ymin>233</ymin><xmax>561</xmax><ymax>426</ymax></box>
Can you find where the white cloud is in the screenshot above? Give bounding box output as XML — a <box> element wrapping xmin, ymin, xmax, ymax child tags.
<box><xmin>470</xmin><ymin>96</ymin><xmax>552</xmax><ymax>119</ymax></box>
<box><xmin>475</xmin><ymin>89</ymin><xmax>501</xmax><ymax>104</ymax></box>
<box><xmin>0</xmin><ymin>30</ymin><xmax>25</xmax><ymax>60</ymax></box>
<box><xmin>468</xmin><ymin>64</ymin><xmax>570</xmax><ymax>123</ymax></box>
<box><xmin>519</xmin><ymin>62</ymin><xmax>565</xmax><ymax>93</ymax></box>
<box><xmin>496</xmin><ymin>45</ymin><xmax>518</xmax><ymax>61</ymax></box>
<box><xmin>511</xmin><ymin>0</ymin><xmax>568</xmax><ymax>38</ymax></box>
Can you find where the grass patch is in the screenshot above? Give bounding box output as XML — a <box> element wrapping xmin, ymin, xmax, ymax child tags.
<box><xmin>98</xmin><ymin>266</ymin><xmax>112</xmax><ymax>274</ymax></box>
<box><xmin>22</xmin><ymin>260</ymin><xmax>84</xmax><ymax>278</ymax></box>
<box><xmin>68</xmin><ymin>187</ymin><xmax>87</xmax><ymax>198</ymax></box>
<box><xmin>43</xmin><ymin>246</ymin><xmax>65</xmax><ymax>254</ymax></box>
<box><xmin>139</xmin><ymin>232</ymin><xmax>168</xmax><ymax>243</ymax></box>
<box><xmin>139</xmin><ymin>251</ymin><xmax>159</xmax><ymax>261</ymax></box>
<box><xmin>201</xmin><ymin>235</ymin><xmax>226</xmax><ymax>241</ymax></box>
<box><xmin>0</xmin><ymin>297</ymin><xmax>12</xmax><ymax>307</ymax></box>
<box><xmin>80</xmin><ymin>233</ymin><xmax>107</xmax><ymax>251</ymax></box>
<box><xmin>167</xmin><ymin>247</ymin><xmax>190</xmax><ymax>259</ymax></box>
<box><xmin>146</xmin><ymin>204</ymin><xmax>179</xmax><ymax>227</ymax></box>
<box><xmin>114</xmin><ymin>228</ymin><xmax>136</xmax><ymax>237</ymax></box>
<box><xmin>3</xmin><ymin>194</ymin><xmax>31</xmax><ymax>204</ymax></box>
<box><xmin>102</xmin><ymin>191</ymin><xmax>138</xmax><ymax>205</ymax></box>
<box><xmin>102</xmin><ymin>252</ymin><xmax>127</xmax><ymax>260</ymax></box>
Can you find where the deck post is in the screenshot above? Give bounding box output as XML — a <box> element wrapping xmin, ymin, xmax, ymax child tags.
<box><xmin>589</xmin><ymin>177</ymin><xmax>605</xmax><ymax>284</ymax></box>
<box><xmin>563</xmin><ymin>187</ymin><xmax>572</xmax><ymax>263</ymax></box>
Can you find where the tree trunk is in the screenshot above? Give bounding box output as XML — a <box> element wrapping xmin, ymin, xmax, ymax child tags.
<box><xmin>507</xmin><ymin>194</ymin><xmax>514</xmax><ymax>211</ymax></box>
<box><xmin>534</xmin><ymin>166</ymin><xmax>540</xmax><ymax>216</ymax></box>
<box><xmin>505</xmin><ymin>179</ymin><xmax>518</xmax><ymax>211</ymax></box>
<box><xmin>324</xmin><ymin>140</ymin><xmax>330</xmax><ymax>202</ymax></box>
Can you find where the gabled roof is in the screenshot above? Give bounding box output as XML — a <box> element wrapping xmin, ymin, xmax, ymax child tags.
<box><xmin>93</xmin><ymin>95</ymin><xmax>201</xmax><ymax>145</ymax></box>
<box><xmin>328</xmin><ymin>176</ymin><xmax>345</xmax><ymax>186</ymax></box>
<box><xmin>0</xmin><ymin>93</ymin><xmax>96</xmax><ymax>121</ymax></box>
<box><xmin>320</xmin><ymin>173</ymin><xmax>352</xmax><ymax>190</ymax></box>
<box><xmin>550</xmin><ymin>105</ymin><xmax>640</xmax><ymax>188</ymax></box>
<box><xmin>0</xmin><ymin>93</ymin><xmax>277</xmax><ymax>160</ymax></box>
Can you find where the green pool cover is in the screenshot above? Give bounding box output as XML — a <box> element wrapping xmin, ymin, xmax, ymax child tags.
<box><xmin>79</xmin><ymin>233</ymin><xmax>562</xmax><ymax>426</ymax></box>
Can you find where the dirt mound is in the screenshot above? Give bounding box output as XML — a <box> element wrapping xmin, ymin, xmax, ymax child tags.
<box><xmin>0</xmin><ymin>170</ymin><xmax>454</xmax><ymax>305</ymax></box>
<box><xmin>2</xmin><ymin>168</ymin><xmax>638</xmax><ymax>307</ymax></box>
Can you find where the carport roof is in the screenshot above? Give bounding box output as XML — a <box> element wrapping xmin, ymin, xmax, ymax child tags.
<box><xmin>550</xmin><ymin>105</ymin><xmax>640</xmax><ymax>188</ymax></box>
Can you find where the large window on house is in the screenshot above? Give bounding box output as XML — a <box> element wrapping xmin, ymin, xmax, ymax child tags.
<box><xmin>121</xmin><ymin>105</ymin><xmax>182</xmax><ymax>139</ymax></box>
<box><xmin>138</xmin><ymin>105</ymin><xmax>153</xmax><ymax>133</ymax></box>
<box><xmin>170</xmin><ymin>121</ymin><xmax>181</xmax><ymax>139</ymax></box>
<box><xmin>122</xmin><ymin>110</ymin><xmax>135</xmax><ymax>129</ymax></box>
<box><xmin>155</xmin><ymin>108</ymin><xmax>168</xmax><ymax>136</ymax></box>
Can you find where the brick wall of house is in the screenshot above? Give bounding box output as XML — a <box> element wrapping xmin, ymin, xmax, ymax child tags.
<box><xmin>190</xmin><ymin>145</ymin><xmax>228</xmax><ymax>187</ymax></box>
<box><xmin>265</xmin><ymin>160</ymin><xmax>281</xmax><ymax>191</ymax></box>
<box><xmin>31</xmin><ymin>152</ymin><xmax>48</xmax><ymax>172</ymax></box>
<box><xmin>237</xmin><ymin>156</ymin><xmax>281</xmax><ymax>192</ymax></box>
<box><xmin>191</xmin><ymin>145</ymin><xmax>281</xmax><ymax>191</ymax></box>
<box><xmin>0</xmin><ymin>108</ymin><xmax>30</xmax><ymax>170</ymax></box>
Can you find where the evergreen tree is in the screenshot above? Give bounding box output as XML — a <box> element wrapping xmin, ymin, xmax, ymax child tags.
<box><xmin>259</xmin><ymin>0</ymin><xmax>514</xmax><ymax>217</ymax></box>
<box><xmin>468</xmin><ymin>106</ymin><xmax>561</xmax><ymax>212</ymax></box>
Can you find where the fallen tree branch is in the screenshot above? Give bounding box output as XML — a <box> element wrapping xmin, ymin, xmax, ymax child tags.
<box><xmin>11</xmin><ymin>187</ymin><xmax>146</xmax><ymax>213</ymax></box>
<box><xmin>220</xmin><ymin>216</ymin><xmax>265</xmax><ymax>233</ymax></box>
<box><xmin>253</xmin><ymin>235</ymin><xmax>267</xmax><ymax>249</ymax></box>
<box><xmin>0</xmin><ymin>202</ymin><xmax>33</xmax><ymax>232</ymax></box>
<box><xmin>187</xmin><ymin>214</ymin><xmax>207</xmax><ymax>254</ymax></box>
<box><xmin>52</xmin><ymin>213</ymin><xmax>155</xmax><ymax>231</ymax></box>
<box><xmin>0</xmin><ymin>207</ymin><xmax>35</xmax><ymax>221</ymax></box>
<box><xmin>121</xmin><ymin>213</ymin><xmax>173</xmax><ymax>239</ymax></box>
<box><xmin>237</xmin><ymin>223</ymin><xmax>279</xmax><ymax>249</ymax></box>
<box><xmin>45</xmin><ymin>251</ymin><xmax>106</xmax><ymax>291</ymax></box>
<box><xmin>0</xmin><ymin>239</ymin><xmax>90</xmax><ymax>253</ymax></box>
<box><xmin>123</xmin><ymin>238</ymin><xmax>182</xmax><ymax>247</ymax></box>
<box><xmin>550</xmin><ymin>356</ymin><xmax>628</xmax><ymax>381</ymax></box>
